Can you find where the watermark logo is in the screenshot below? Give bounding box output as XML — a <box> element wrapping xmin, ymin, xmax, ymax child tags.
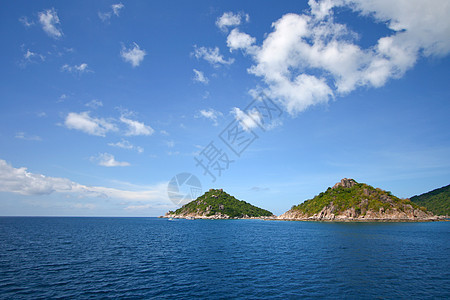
<box><xmin>167</xmin><ymin>172</ymin><xmax>202</xmax><ymax>206</ymax></box>
<box><xmin>194</xmin><ymin>91</ymin><xmax>283</xmax><ymax>182</ymax></box>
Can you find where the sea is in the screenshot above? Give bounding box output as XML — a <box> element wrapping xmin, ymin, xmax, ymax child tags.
<box><xmin>0</xmin><ymin>217</ymin><xmax>449</xmax><ymax>299</ymax></box>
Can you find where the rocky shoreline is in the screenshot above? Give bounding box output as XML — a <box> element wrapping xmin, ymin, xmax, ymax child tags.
<box><xmin>159</xmin><ymin>213</ymin><xmax>447</xmax><ymax>222</ymax></box>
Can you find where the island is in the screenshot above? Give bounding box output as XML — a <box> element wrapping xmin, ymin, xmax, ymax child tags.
<box><xmin>162</xmin><ymin>179</ymin><xmax>447</xmax><ymax>221</ymax></box>
<box><xmin>410</xmin><ymin>184</ymin><xmax>450</xmax><ymax>217</ymax></box>
<box><xmin>279</xmin><ymin>178</ymin><xmax>442</xmax><ymax>221</ymax></box>
<box><xmin>163</xmin><ymin>188</ymin><xmax>274</xmax><ymax>219</ymax></box>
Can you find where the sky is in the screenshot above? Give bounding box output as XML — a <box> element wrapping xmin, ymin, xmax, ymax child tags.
<box><xmin>1</xmin><ymin>0</ymin><xmax>450</xmax><ymax>216</ymax></box>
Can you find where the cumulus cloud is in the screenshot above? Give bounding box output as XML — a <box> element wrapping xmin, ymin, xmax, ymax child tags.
<box><xmin>0</xmin><ymin>159</ymin><xmax>167</xmax><ymax>202</ymax></box>
<box><xmin>120</xmin><ymin>116</ymin><xmax>154</xmax><ymax>136</ymax></box>
<box><xmin>121</xmin><ymin>43</ymin><xmax>146</xmax><ymax>67</ymax></box>
<box><xmin>192</xmin><ymin>46</ymin><xmax>234</xmax><ymax>67</ymax></box>
<box><xmin>231</xmin><ymin>107</ymin><xmax>261</xmax><ymax>132</ymax></box>
<box><xmin>227</xmin><ymin>28</ymin><xmax>257</xmax><ymax>52</ymax></box>
<box><xmin>38</xmin><ymin>8</ymin><xmax>63</xmax><ymax>38</ymax></box>
<box><xmin>225</xmin><ymin>0</ymin><xmax>450</xmax><ymax>115</ymax></box>
<box><xmin>197</xmin><ymin>108</ymin><xmax>223</xmax><ymax>126</ymax></box>
<box><xmin>216</xmin><ymin>11</ymin><xmax>249</xmax><ymax>31</ymax></box>
<box><xmin>64</xmin><ymin>112</ymin><xmax>116</xmax><ymax>137</ymax></box>
<box><xmin>193</xmin><ymin>69</ymin><xmax>209</xmax><ymax>84</ymax></box>
<box><xmin>108</xmin><ymin>139</ymin><xmax>143</xmax><ymax>153</ymax></box>
<box><xmin>61</xmin><ymin>63</ymin><xmax>91</xmax><ymax>75</ymax></box>
<box><xmin>91</xmin><ymin>153</ymin><xmax>130</xmax><ymax>167</ymax></box>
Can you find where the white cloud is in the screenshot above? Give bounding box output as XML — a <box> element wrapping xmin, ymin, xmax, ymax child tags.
<box><xmin>38</xmin><ymin>8</ymin><xmax>63</xmax><ymax>38</ymax></box>
<box><xmin>216</xmin><ymin>12</ymin><xmax>249</xmax><ymax>31</ymax></box>
<box><xmin>192</xmin><ymin>46</ymin><xmax>234</xmax><ymax>67</ymax></box>
<box><xmin>112</xmin><ymin>3</ymin><xmax>124</xmax><ymax>16</ymax></box>
<box><xmin>92</xmin><ymin>153</ymin><xmax>130</xmax><ymax>167</ymax></box>
<box><xmin>108</xmin><ymin>139</ymin><xmax>144</xmax><ymax>153</ymax></box>
<box><xmin>57</xmin><ymin>94</ymin><xmax>67</xmax><ymax>103</ymax></box>
<box><xmin>99</xmin><ymin>3</ymin><xmax>124</xmax><ymax>22</ymax></box>
<box><xmin>226</xmin><ymin>0</ymin><xmax>450</xmax><ymax>115</ymax></box>
<box><xmin>227</xmin><ymin>28</ymin><xmax>256</xmax><ymax>52</ymax></box>
<box><xmin>0</xmin><ymin>159</ymin><xmax>168</xmax><ymax>202</ymax></box>
<box><xmin>231</xmin><ymin>107</ymin><xmax>261</xmax><ymax>132</ymax></box>
<box><xmin>121</xmin><ymin>43</ymin><xmax>146</xmax><ymax>67</ymax></box>
<box><xmin>160</xmin><ymin>130</ymin><xmax>169</xmax><ymax>136</ymax></box>
<box><xmin>64</xmin><ymin>112</ymin><xmax>117</xmax><ymax>137</ymax></box>
<box><xmin>19</xmin><ymin>16</ymin><xmax>34</xmax><ymax>27</ymax></box>
<box><xmin>61</xmin><ymin>63</ymin><xmax>91</xmax><ymax>75</ymax></box>
<box><xmin>15</xmin><ymin>132</ymin><xmax>42</xmax><ymax>141</ymax></box>
<box><xmin>197</xmin><ymin>108</ymin><xmax>223</xmax><ymax>126</ymax></box>
<box><xmin>193</xmin><ymin>69</ymin><xmax>209</xmax><ymax>84</ymax></box>
<box><xmin>85</xmin><ymin>99</ymin><xmax>103</xmax><ymax>109</ymax></box>
<box><xmin>120</xmin><ymin>116</ymin><xmax>154</xmax><ymax>136</ymax></box>
<box><xmin>21</xmin><ymin>49</ymin><xmax>45</xmax><ymax>67</ymax></box>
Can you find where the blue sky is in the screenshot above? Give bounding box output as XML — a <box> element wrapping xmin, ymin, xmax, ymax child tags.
<box><xmin>1</xmin><ymin>0</ymin><xmax>449</xmax><ymax>216</ymax></box>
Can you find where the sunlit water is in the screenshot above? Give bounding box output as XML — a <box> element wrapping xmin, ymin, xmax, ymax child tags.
<box><xmin>0</xmin><ymin>217</ymin><xmax>449</xmax><ymax>299</ymax></box>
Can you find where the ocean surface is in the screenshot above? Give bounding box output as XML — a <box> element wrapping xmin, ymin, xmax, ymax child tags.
<box><xmin>0</xmin><ymin>217</ymin><xmax>449</xmax><ymax>299</ymax></box>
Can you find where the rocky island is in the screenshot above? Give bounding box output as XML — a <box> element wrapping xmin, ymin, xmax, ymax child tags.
<box><xmin>279</xmin><ymin>178</ymin><xmax>442</xmax><ymax>221</ymax></box>
<box><xmin>163</xmin><ymin>188</ymin><xmax>274</xmax><ymax>219</ymax></box>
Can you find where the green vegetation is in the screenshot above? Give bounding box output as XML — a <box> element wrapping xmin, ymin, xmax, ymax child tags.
<box><xmin>173</xmin><ymin>189</ymin><xmax>273</xmax><ymax>218</ymax></box>
<box><xmin>410</xmin><ymin>184</ymin><xmax>450</xmax><ymax>216</ymax></box>
<box><xmin>291</xmin><ymin>180</ymin><xmax>425</xmax><ymax>216</ymax></box>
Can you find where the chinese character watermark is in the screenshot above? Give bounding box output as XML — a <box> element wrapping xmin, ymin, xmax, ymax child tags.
<box><xmin>194</xmin><ymin>92</ymin><xmax>283</xmax><ymax>182</ymax></box>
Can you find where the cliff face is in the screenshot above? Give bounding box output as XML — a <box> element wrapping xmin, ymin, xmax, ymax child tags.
<box><xmin>164</xmin><ymin>189</ymin><xmax>274</xmax><ymax>219</ymax></box>
<box><xmin>280</xmin><ymin>178</ymin><xmax>440</xmax><ymax>221</ymax></box>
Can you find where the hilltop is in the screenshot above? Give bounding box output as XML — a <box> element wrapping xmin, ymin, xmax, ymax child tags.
<box><xmin>279</xmin><ymin>178</ymin><xmax>440</xmax><ymax>221</ymax></box>
<box><xmin>410</xmin><ymin>184</ymin><xmax>450</xmax><ymax>216</ymax></box>
<box><xmin>164</xmin><ymin>189</ymin><xmax>274</xmax><ymax>219</ymax></box>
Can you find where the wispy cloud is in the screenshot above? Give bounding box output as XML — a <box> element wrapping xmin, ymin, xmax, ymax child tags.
<box><xmin>61</xmin><ymin>63</ymin><xmax>92</xmax><ymax>75</ymax></box>
<box><xmin>108</xmin><ymin>139</ymin><xmax>143</xmax><ymax>153</ymax></box>
<box><xmin>64</xmin><ymin>112</ymin><xmax>117</xmax><ymax>137</ymax></box>
<box><xmin>91</xmin><ymin>153</ymin><xmax>130</xmax><ymax>167</ymax></box>
<box><xmin>99</xmin><ymin>3</ymin><xmax>124</xmax><ymax>22</ymax></box>
<box><xmin>216</xmin><ymin>11</ymin><xmax>249</xmax><ymax>31</ymax></box>
<box><xmin>197</xmin><ymin>108</ymin><xmax>223</xmax><ymax>126</ymax></box>
<box><xmin>38</xmin><ymin>8</ymin><xmax>63</xmax><ymax>38</ymax></box>
<box><xmin>0</xmin><ymin>159</ymin><xmax>167</xmax><ymax>203</ymax></box>
<box><xmin>20</xmin><ymin>49</ymin><xmax>45</xmax><ymax>67</ymax></box>
<box><xmin>120</xmin><ymin>116</ymin><xmax>154</xmax><ymax>136</ymax></box>
<box><xmin>121</xmin><ymin>43</ymin><xmax>146</xmax><ymax>67</ymax></box>
<box><xmin>112</xmin><ymin>3</ymin><xmax>124</xmax><ymax>16</ymax></box>
<box><xmin>19</xmin><ymin>16</ymin><xmax>34</xmax><ymax>27</ymax></box>
<box><xmin>85</xmin><ymin>99</ymin><xmax>103</xmax><ymax>109</ymax></box>
<box><xmin>193</xmin><ymin>69</ymin><xmax>209</xmax><ymax>84</ymax></box>
<box><xmin>15</xmin><ymin>132</ymin><xmax>42</xmax><ymax>141</ymax></box>
<box><xmin>192</xmin><ymin>46</ymin><xmax>234</xmax><ymax>67</ymax></box>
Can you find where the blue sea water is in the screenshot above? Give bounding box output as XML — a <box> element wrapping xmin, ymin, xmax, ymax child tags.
<box><xmin>0</xmin><ymin>217</ymin><xmax>449</xmax><ymax>299</ymax></box>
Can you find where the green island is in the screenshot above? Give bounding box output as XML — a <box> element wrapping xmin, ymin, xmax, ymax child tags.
<box><xmin>280</xmin><ymin>178</ymin><xmax>440</xmax><ymax>221</ymax></box>
<box><xmin>410</xmin><ymin>184</ymin><xmax>450</xmax><ymax>216</ymax></box>
<box><xmin>163</xmin><ymin>179</ymin><xmax>448</xmax><ymax>221</ymax></box>
<box><xmin>164</xmin><ymin>188</ymin><xmax>274</xmax><ymax>219</ymax></box>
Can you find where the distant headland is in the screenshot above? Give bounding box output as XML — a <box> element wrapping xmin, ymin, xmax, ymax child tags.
<box><xmin>161</xmin><ymin>179</ymin><xmax>448</xmax><ymax>222</ymax></box>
